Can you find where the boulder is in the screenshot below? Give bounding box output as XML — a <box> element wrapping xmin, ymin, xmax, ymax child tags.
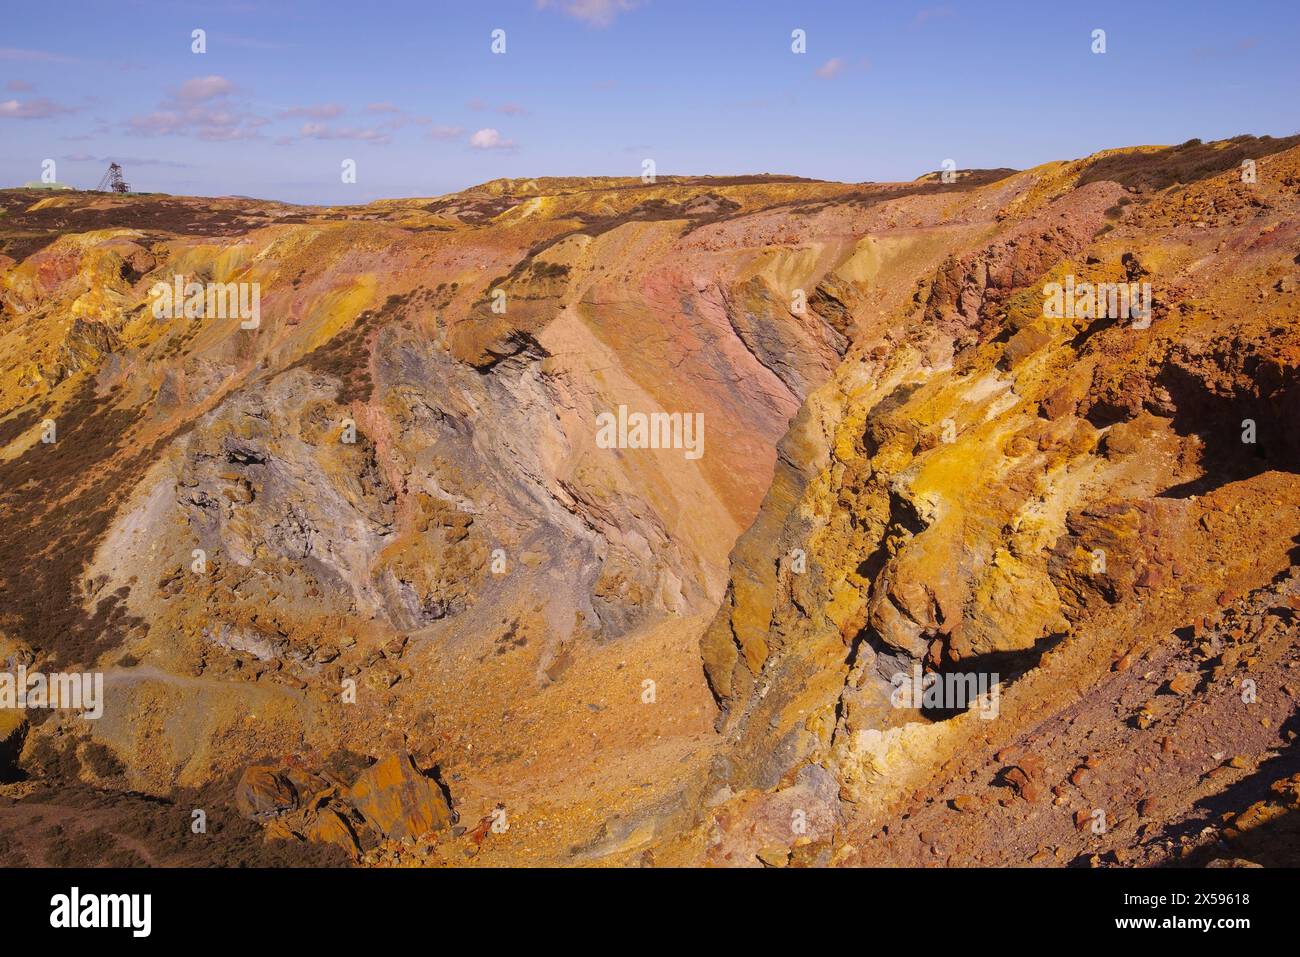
<box><xmin>347</xmin><ymin>752</ymin><xmax>453</xmax><ymax>840</ymax></box>
<box><xmin>235</xmin><ymin>760</ymin><xmax>331</xmax><ymax>821</ymax></box>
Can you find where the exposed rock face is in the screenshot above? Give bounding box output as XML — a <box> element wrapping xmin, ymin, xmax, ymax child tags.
<box><xmin>0</xmin><ymin>173</ymin><xmax>892</xmax><ymax>862</ymax></box>
<box><xmin>698</xmin><ymin>136</ymin><xmax>1300</xmax><ymax>866</ymax></box>
<box><xmin>1</xmin><ymin>136</ymin><xmax>1298</xmax><ymax>866</ymax></box>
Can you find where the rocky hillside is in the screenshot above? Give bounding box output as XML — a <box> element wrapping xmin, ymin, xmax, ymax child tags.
<box><xmin>0</xmin><ymin>135</ymin><xmax>1297</xmax><ymax>867</ymax></box>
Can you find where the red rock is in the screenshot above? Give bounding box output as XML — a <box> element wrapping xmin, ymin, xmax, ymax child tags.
<box><xmin>1135</xmin><ymin>566</ymin><xmax>1164</xmax><ymax>589</ymax></box>
<box><xmin>1019</xmin><ymin>754</ymin><xmax>1045</xmax><ymax>776</ymax></box>
<box><xmin>1003</xmin><ymin>766</ymin><xmax>1043</xmax><ymax>802</ymax></box>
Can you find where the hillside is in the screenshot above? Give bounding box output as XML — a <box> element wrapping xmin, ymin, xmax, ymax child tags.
<box><xmin>0</xmin><ymin>134</ymin><xmax>1297</xmax><ymax>866</ymax></box>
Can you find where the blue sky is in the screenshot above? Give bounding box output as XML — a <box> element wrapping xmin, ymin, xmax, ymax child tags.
<box><xmin>2</xmin><ymin>0</ymin><xmax>1297</xmax><ymax>204</ymax></box>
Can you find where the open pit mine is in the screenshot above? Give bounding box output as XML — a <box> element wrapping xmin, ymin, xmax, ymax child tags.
<box><xmin>1</xmin><ymin>134</ymin><xmax>1298</xmax><ymax>867</ymax></box>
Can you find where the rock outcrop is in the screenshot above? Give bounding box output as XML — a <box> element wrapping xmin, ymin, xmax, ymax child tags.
<box><xmin>697</xmin><ymin>135</ymin><xmax>1300</xmax><ymax>867</ymax></box>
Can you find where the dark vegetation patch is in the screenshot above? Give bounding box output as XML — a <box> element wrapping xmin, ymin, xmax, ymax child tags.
<box><xmin>0</xmin><ymin>189</ymin><xmax>353</xmax><ymax>262</ymax></box>
<box><xmin>472</xmin><ymin>329</ymin><xmax>550</xmax><ymax>373</ymax></box>
<box><xmin>454</xmin><ymin>173</ymin><xmax>823</xmax><ymax>206</ymax></box>
<box><xmin>82</xmin><ymin>740</ymin><xmax>127</xmax><ymax>778</ymax></box>
<box><xmin>667</xmin><ymin>174</ymin><xmax>823</xmax><ymax>187</ymax></box>
<box><xmin>288</xmin><ymin>290</ymin><xmax>419</xmax><ymax>404</ymax></box>
<box><xmin>0</xmin><ymin>192</ymin><xmax>261</xmax><ymax>260</ymax></box>
<box><xmin>482</xmin><ymin>193</ymin><xmax>749</xmax><ymax>292</ymax></box>
<box><xmin>912</xmin><ymin>167</ymin><xmax>1021</xmax><ymax>186</ymax></box>
<box><xmin>0</xmin><ymin>376</ymin><xmax>162</xmax><ymax>666</ymax></box>
<box><xmin>569</xmin><ymin>193</ymin><xmax>743</xmax><ymax>237</ymax></box>
<box><xmin>9</xmin><ymin>777</ymin><xmax>352</xmax><ymax>866</ymax></box>
<box><xmin>522</xmin><ymin>260</ymin><xmax>570</xmax><ymax>282</ymax></box>
<box><xmin>493</xmin><ymin>618</ymin><xmax>528</xmax><ymax>655</ymax></box>
<box><xmin>784</xmin><ymin>171</ymin><xmax>1020</xmax><ymax>218</ymax></box>
<box><xmin>429</xmin><ymin>281</ymin><xmax>459</xmax><ymax>309</ymax></box>
<box><xmin>1103</xmin><ymin>197</ymin><xmax>1135</xmax><ymax>219</ymax></box>
<box><xmin>422</xmin><ymin>195</ymin><xmax>519</xmax><ymax>224</ymax></box>
<box><xmin>1076</xmin><ymin>135</ymin><xmax>1300</xmax><ymax>192</ymax></box>
<box><xmin>155</xmin><ymin>310</ymin><xmax>208</xmax><ymax>360</ymax></box>
<box><xmin>0</xmin><ymin>721</ymin><xmax>27</xmax><ymax>784</ymax></box>
<box><xmin>0</xmin><ymin>827</ymin><xmax>28</xmax><ymax>866</ymax></box>
<box><xmin>0</xmin><ymin>404</ymin><xmax>42</xmax><ymax>447</ymax></box>
<box><xmin>24</xmin><ymin>735</ymin><xmax>81</xmax><ymax>779</ymax></box>
<box><xmin>43</xmin><ymin>823</ymin><xmax>148</xmax><ymax>867</ymax></box>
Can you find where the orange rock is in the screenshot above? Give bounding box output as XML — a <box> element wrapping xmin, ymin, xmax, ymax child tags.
<box><xmin>1167</xmin><ymin>672</ymin><xmax>1200</xmax><ymax>695</ymax></box>
<box><xmin>303</xmin><ymin>807</ymin><xmax>362</xmax><ymax>857</ymax></box>
<box><xmin>347</xmin><ymin>752</ymin><xmax>453</xmax><ymax>841</ymax></box>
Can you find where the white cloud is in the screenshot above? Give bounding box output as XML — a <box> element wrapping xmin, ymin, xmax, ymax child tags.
<box><xmin>127</xmin><ymin>104</ymin><xmax>264</xmax><ymax>140</ymax></box>
<box><xmin>469</xmin><ymin>127</ymin><xmax>516</xmax><ymax>150</ymax></box>
<box><xmin>126</xmin><ymin>76</ymin><xmax>265</xmax><ymax>140</ymax></box>
<box><xmin>0</xmin><ymin>96</ymin><xmax>77</xmax><ymax>119</ymax></box>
